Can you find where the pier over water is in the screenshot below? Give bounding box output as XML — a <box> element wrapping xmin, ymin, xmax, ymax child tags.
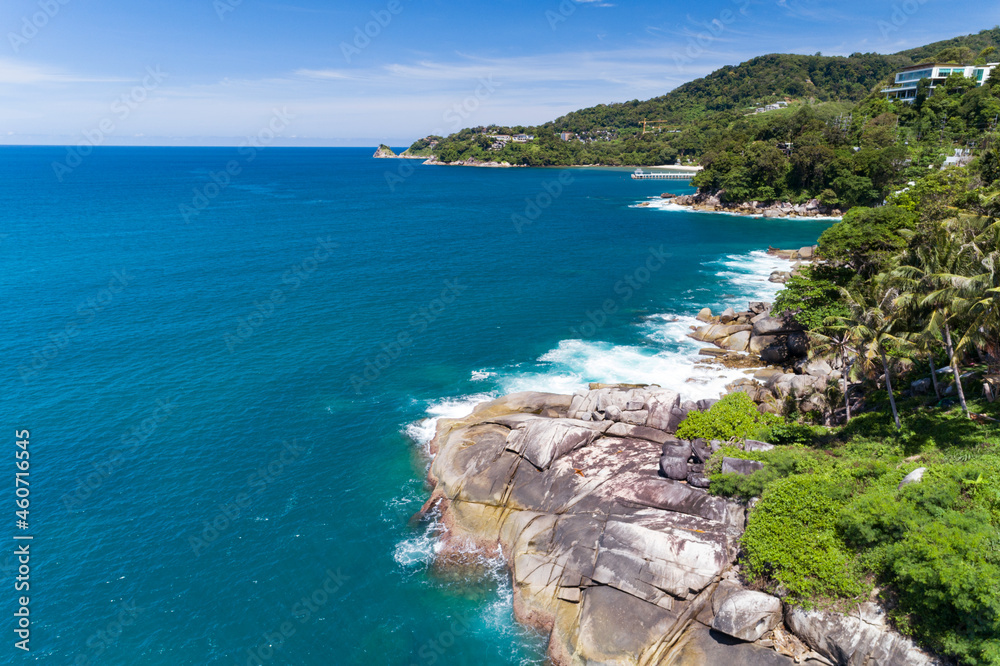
<box><xmin>630</xmin><ymin>168</ymin><xmax>697</xmax><ymax>180</ymax></box>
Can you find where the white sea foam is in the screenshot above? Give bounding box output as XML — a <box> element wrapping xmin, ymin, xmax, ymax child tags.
<box><xmin>708</xmin><ymin>249</ymin><xmax>791</xmax><ymax>303</ymax></box>
<box><xmin>393</xmin><ymin>524</ymin><xmax>443</xmax><ymax>568</ymax></box>
<box><xmin>392</xmin><ymin>515</ymin><xmax>546</xmax><ymax>660</ymax></box>
<box><xmin>395</xmin><ymin>246</ymin><xmax>785</xmax><ymax>662</ymax></box>
<box><xmin>500</xmin><ymin>338</ymin><xmax>750</xmax><ymax>401</ymax></box>
<box><xmin>403</xmin><ymin>393</ymin><xmax>496</xmax><ymax>450</ymax></box>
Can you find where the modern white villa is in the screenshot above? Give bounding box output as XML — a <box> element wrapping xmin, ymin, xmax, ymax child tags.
<box><xmin>882</xmin><ymin>62</ymin><xmax>998</xmax><ymax>102</ymax></box>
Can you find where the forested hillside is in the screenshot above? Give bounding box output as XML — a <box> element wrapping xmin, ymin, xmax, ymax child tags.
<box><xmin>409</xmin><ymin>27</ymin><xmax>1000</xmax><ymax>180</ymax></box>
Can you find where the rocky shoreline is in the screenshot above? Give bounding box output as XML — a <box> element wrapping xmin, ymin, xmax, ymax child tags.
<box><xmin>684</xmin><ymin>249</ymin><xmax>843</xmax><ymax>421</ymax></box>
<box><xmin>662</xmin><ymin>191</ymin><xmax>843</xmax><ymax>219</ymax></box>
<box><xmin>412</xmin><ymin>247</ymin><xmax>938</xmax><ymax>665</ymax></box>
<box><xmin>418</xmin><ymin>387</ymin><xmax>938</xmax><ymax>665</ymax></box>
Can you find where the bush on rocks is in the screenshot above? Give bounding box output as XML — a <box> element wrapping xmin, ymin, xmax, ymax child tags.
<box><xmin>675</xmin><ymin>392</ymin><xmax>780</xmax><ymax>442</ymax></box>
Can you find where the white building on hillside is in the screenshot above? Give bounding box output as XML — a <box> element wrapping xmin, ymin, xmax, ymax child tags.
<box><xmin>882</xmin><ymin>62</ymin><xmax>998</xmax><ymax>102</ymax></box>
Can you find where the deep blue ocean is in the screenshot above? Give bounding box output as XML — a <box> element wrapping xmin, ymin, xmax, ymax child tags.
<box><xmin>2</xmin><ymin>147</ymin><xmax>833</xmax><ymax>665</ymax></box>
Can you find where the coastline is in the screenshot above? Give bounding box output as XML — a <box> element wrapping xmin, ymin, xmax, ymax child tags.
<box><xmin>373</xmin><ymin>154</ymin><xmax>704</xmax><ymax>170</ymax></box>
<box><xmin>633</xmin><ymin>196</ymin><xmax>844</xmax><ymax>221</ymax></box>
<box><xmin>416</xmin><ymin>384</ymin><xmax>938</xmax><ymax>665</ymax></box>
<box><xmin>404</xmin><ymin>248</ymin><xmax>801</xmax><ymax>448</ymax></box>
<box><xmin>400</xmin><ymin>241</ymin><xmax>942</xmax><ymax>665</ymax></box>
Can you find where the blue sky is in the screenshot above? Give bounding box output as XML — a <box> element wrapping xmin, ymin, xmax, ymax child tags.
<box><xmin>2</xmin><ymin>0</ymin><xmax>998</xmax><ymax>146</ymax></box>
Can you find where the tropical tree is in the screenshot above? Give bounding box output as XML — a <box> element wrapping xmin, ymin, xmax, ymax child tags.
<box><xmin>808</xmin><ymin>325</ymin><xmax>856</xmax><ymax>422</ymax></box>
<box><xmin>954</xmin><ymin>217</ymin><xmax>1000</xmax><ymax>377</ymax></box>
<box><xmin>832</xmin><ymin>284</ymin><xmax>910</xmax><ymax>430</ymax></box>
<box><xmin>919</xmin><ymin>216</ymin><xmax>1000</xmax><ymax>418</ymax></box>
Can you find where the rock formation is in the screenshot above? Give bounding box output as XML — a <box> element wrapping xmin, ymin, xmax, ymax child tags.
<box><xmin>665</xmin><ymin>192</ymin><xmax>842</xmax><ymax>218</ymax></box>
<box><xmin>418</xmin><ymin>387</ymin><xmax>939</xmax><ymax>665</ymax></box>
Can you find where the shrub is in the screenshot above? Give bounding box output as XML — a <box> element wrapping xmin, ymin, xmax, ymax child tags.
<box><xmin>837</xmin><ymin>480</ymin><xmax>914</xmax><ymax>550</ymax></box>
<box><xmin>675</xmin><ymin>392</ymin><xmax>781</xmax><ymax>441</ymax></box>
<box><xmin>817</xmin><ymin>205</ymin><xmax>917</xmax><ymax>277</ymax></box>
<box><xmin>888</xmin><ymin>511</ymin><xmax>1000</xmax><ymax>666</ymax></box>
<box><xmin>742</xmin><ymin>473</ymin><xmax>867</xmax><ymax>600</ymax></box>
<box><xmin>832</xmin><ymin>462</ymin><xmax>1000</xmax><ymax>665</ymax></box>
<box><xmin>760</xmin><ymin>421</ymin><xmax>828</xmax><ymax>447</ymax></box>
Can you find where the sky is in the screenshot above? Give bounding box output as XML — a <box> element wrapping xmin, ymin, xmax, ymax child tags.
<box><xmin>1</xmin><ymin>0</ymin><xmax>998</xmax><ymax>147</ymax></box>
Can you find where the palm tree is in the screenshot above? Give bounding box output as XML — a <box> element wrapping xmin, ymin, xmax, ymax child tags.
<box><xmin>893</xmin><ymin>220</ymin><xmax>978</xmax><ymax>418</ymax></box>
<box><xmin>955</xmin><ymin>219</ymin><xmax>1000</xmax><ymax>376</ymax></box>
<box><xmin>834</xmin><ymin>284</ymin><xmax>910</xmax><ymax>430</ymax></box>
<box><xmin>919</xmin><ymin>216</ymin><xmax>1000</xmax><ymax>418</ymax></box>
<box><xmin>809</xmin><ymin>325</ymin><xmax>856</xmax><ymax>422</ymax></box>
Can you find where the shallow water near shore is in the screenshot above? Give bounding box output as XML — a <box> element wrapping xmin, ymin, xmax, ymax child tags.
<box><xmin>3</xmin><ymin>147</ymin><xmax>833</xmax><ymax>664</ymax></box>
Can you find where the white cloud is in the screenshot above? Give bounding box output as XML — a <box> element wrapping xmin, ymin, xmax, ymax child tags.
<box><xmin>0</xmin><ymin>59</ymin><xmax>126</xmax><ymax>85</ymax></box>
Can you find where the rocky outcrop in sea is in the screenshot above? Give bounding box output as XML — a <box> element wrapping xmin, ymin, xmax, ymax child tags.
<box><xmin>663</xmin><ymin>191</ymin><xmax>842</xmax><ymax>219</ymax></box>
<box><xmin>418</xmin><ymin>388</ymin><xmax>940</xmax><ymax>665</ymax></box>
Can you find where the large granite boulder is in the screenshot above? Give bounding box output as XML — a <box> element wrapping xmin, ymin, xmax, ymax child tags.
<box><xmin>660</xmin><ymin>455</ymin><xmax>689</xmax><ymax>480</ymax></box>
<box><xmin>566</xmin><ymin>387</ymin><xmax>684</xmax><ymax>433</ymax></box>
<box><xmin>800</xmin><ymin>359</ymin><xmax>833</xmax><ymax>378</ymax></box>
<box><xmin>752</xmin><ymin>316</ymin><xmax>803</xmax><ymax>337</ymax></box>
<box><xmin>771</xmin><ymin>374</ymin><xmax>824</xmax><ymax>399</ymax></box>
<box><xmin>505</xmin><ymin>418</ymin><xmax>602</xmax><ymax>470</ymax></box>
<box><xmin>662</xmin><ymin>440</ymin><xmax>693</xmax><ymax>461</ymax></box>
<box><xmin>720</xmin><ymin>330</ymin><xmax>752</xmax><ymax>352</ymax></box>
<box><xmin>753</xmin><ymin>317</ymin><xmax>787</xmax><ymax>337</ymax></box>
<box><xmin>721</xmin><ymin>458</ymin><xmax>764</xmax><ymax>476</ymax></box>
<box><xmin>691</xmin><ymin>324</ymin><xmax>753</xmax><ymax>344</ymax></box>
<box><xmin>785</xmin><ymin>605</ymin><xmax>941</xmax><ymax>666</ymax></box>
<box><xmin>712</xmin><ymin>590</ymin><xmax>784</xmax><ymax>641</ymax></box>
<box><xmin>691</xmin><ymin>439</ymin><xmax>713</xmax><ymax>464</ymax></box>
<box><xmin>787</xmin><ymin>332</ymin><xmax>809</xmax><ymax>358</ymax></box>
<box><xmin>750</xmin><ymin>334</ymin><xmax>780</xmax><ymax>356</ymax></box>
<box><xmin>760</xmin><ymin>340</ymin><xmax>791</xmax><ymax>365</ymax></box>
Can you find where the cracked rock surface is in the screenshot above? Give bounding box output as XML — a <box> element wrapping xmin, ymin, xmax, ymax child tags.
<box><xmin>419</xmin><ymin>388</ymin><xmax>939</xmax><ymax>665</ymax></box>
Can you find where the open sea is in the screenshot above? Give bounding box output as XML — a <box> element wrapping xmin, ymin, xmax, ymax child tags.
<box><xmin>2</xmin><ymin>147</ymin><xmax>833</xmax><ymax>665</ymax></box>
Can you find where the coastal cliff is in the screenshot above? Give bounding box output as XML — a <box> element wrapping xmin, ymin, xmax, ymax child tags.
<box><xmin>419</xmin><ymin>388</ymin><xmax>939</xmax><ymax>665</ymax></box>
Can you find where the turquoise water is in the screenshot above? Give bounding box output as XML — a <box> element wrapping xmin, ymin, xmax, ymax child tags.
<box><xmin>3</xmin><ymin>147</ymin><xmax>832</xmax><ymax>665</ymax></box>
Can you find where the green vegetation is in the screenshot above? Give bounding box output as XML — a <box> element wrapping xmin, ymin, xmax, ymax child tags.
<box><xmin>399</xmin><ymin>136</ymin><xmax>440</xmax><ymax>158</ymax></box>
<box><xmin>411</xmin><ymin>27</ymin><xmax>1000</xmax><ymax>192</ymax></box>
<box><xmin>897</xmin><ymin>26</ymin><xmax>1000</xmax><ymax>63</ymax></box>
<box><xmin>772</xmin><ymin>265</ymin><xmax>851</xmax><ymax>330</ymax></box>
<box><xmin>419</xmin><ymin>29</ymin><xmax>1000</xmax><ymax>662</ymax></box>
<box><xmin>817</xmin><ymin>206</ymin><xmax>918</xmax><ymax>278</ymax></box>
<box><xmin>691</xmin><ymin>399</ymin><xmax>1000</xmax><ymax>665</ymax></box>
<box><xmin>676</xmin><ymin>109</ymin><xmax>1000</xmax><ymax>661</ymax></box>
<box><xmin>674</xmin><ymin>392</ymin><xmax>780</xmax><ymax>441</ymax></box>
